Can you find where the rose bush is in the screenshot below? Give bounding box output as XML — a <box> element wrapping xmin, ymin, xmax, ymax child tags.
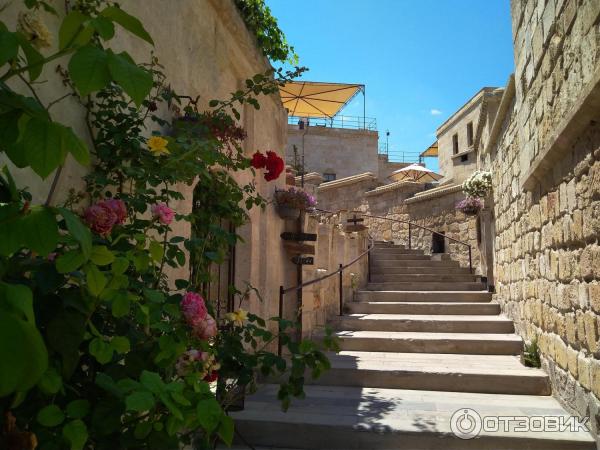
<box><xmin>0</xmin><ymin>2</ymin><xmax>334</xmax><ymax>450</ymax></box>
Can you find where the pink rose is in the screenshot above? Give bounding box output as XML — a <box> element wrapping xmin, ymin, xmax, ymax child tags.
<box><xmin>180</xmin><ymin>292</ymin><xmax>208</xmax><ymax>325</ymax></box>
<box><xmin>193</xmin><ymin>314</ymin><xmax>218</xmax><ymax>340</ymax></box>
<box><xmin>84</xmin><ymin>203</ymin><xmax>117</xmax><ymax>236</ymax></box>
<box><xmin>151</xmin><ymin>202</ymin><xmax>175</xmax><ymax>225</ymax></box>
<box><xmin>104</xmin><ymin>198</ymin><xmax>127</xmax><ymax>224</ymax></box>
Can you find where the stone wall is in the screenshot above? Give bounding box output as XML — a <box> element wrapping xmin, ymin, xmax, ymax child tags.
<box><xmin>315</xmin><ymin>173</ymin><xmax>380</xmax><ymax>212</ymax></box>
<box><xmin>277</xmin><ymin>212</ymin><xmax>368</xmax><ymax>338</ymax></box>
<box><xmin>486</xmin><ymin>0</ymin><xmax>600</xmax><ymax>436</ymax></box>
<box><xmin>286</xmin><ymin>125</ymin><xmax>380</xmax><ymax>180</ymax></box>
<box><xmin>357</xmin><ymin>183</ymin><xmax>481</xmax><ymax>273</ymax></box>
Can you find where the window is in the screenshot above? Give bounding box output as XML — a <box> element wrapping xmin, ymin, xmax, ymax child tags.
<box><xmin>460</xmin><ymin>154</ymin><xmax>469</xmax><ymax>162</ymax></box>
<box><xmin>452</xmin><ymin>133</ymin><xmax>459</xmax><ymax>154</ymax></box>
<box><xmin>323</xmin><ymin>172</ymin><xmax>336</xmax><ymax>182</ymax></box>
<box><xmin>467</xmin><ymin>122</ymin><xmax>474</xmax><ymax>147</ymax></box>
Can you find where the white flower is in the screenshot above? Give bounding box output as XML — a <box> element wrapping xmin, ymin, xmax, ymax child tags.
<box><xmin>462</xmin><ymin>171</ymin><xmax>492</xmax><ymax>198</ymax></box>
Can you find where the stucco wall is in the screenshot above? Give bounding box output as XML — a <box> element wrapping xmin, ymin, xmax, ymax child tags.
<box><xmin>286</xmin><ymin>125</ymin><xmax>379</xmax><ymax>181</ymax></box>
<box><xmin>486</xmin><ymin>0</ymin><xmax>600</xmax><ymax>436</ymax></box>
<box><xmin>0</xmin><ymin>0</ymin><xmax>294</xmax><ymax>324</ymax></box>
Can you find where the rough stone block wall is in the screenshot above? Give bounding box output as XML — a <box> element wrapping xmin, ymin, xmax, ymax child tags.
<box><xmin>491</xmin><ymin>0</ymin><xmax>600</xmax><ymax>435</ymax></box>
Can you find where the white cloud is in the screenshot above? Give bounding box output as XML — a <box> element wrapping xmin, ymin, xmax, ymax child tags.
<box><xmin>430</xmin><ymin>109</ymin><xmax>442</xmax><ymax>116</ymax></box>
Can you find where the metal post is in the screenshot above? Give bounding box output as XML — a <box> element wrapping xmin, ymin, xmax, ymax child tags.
<box><xmin>363</xmin><ymin>86</ymin><xmax>366</xmax><ymax>130</ymax></box>
<box><xmin>367</xmin><ymin>247</ymin><xmax>371</xmax><ymax>283</ymax></box>
<box><xmin>408</xmin><ymin>223</ymin><xmax>412</xmax><ymax>249</ymax></box>
<box><xmin>338</xmin><ymin>264</ymin><xmax>343</xmax><ymax>316</ymax></box>
<box><xmin>468</xmin><ymin>246</ymin><xmax>473</xmax><ymax>273</ymax></box>
<box><xmin>278</xmin><ymin>285</ymin><xmax>284</xmax><ymax>357</ymax></box>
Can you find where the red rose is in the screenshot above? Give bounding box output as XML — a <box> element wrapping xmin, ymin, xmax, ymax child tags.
<box><xmin>84</xmin><ymin>203</ymin><xmax>117</xmax><ymax>236</ymax></box>
<box><xmin>251</xmin><ymin>151</ymin><xmax>267</xmax><ymax>169</ymax></box>
<box><xmin>104</xmin><ymin>198</ymin><xmax>127</xmax><ymax>224</ymax></box>
<box><xmin>264</xmin><ymin>151</ymin><xmax>284</xmax><ymax>181</ymax></box>
<box><xmin>203</xmin><ymin>371</ymin><xmax>218</xmax><ymax>382</ymax></box>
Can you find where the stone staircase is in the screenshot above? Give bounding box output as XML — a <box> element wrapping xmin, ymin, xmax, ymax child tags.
<box><xmin>231</xmin><ymin>243</ymin><xmax>595</xmax><ymax>449</ymax></box>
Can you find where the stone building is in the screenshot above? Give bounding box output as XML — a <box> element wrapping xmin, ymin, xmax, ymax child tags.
<box><xmin>437</xmin><ymin>87</ymin><xmax>504</xmax><ymax>185</ymax></box>
<box><xmin>0</xmin><ymin>0</ymin><xmax>365</xmax><ymax>338</ymax></box>
<box><xmin>479</xmin><ymin>0</ymin><xmax>600</xmax><ymax>434</ymax></box>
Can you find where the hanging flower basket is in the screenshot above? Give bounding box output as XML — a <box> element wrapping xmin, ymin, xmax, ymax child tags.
<box><xmin>273</xmin><ymin>187</ymin><xmax>316</xmax><ymax>219</ymax></box>
<box><xmin>456</xmin><ymin>197</ymin><xmax>483</xmax><ymax>216</ymax></box>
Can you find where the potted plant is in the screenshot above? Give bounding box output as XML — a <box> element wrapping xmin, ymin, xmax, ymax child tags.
<box><xmin>456</xmin><ymin>197</ymin><xmax>483</xmax><ymax>216</ymax></box>
<box><xmin>273</xmin><ymin>187</ymin><xmax>317</xmax><ymax>219</ymax></box>
<box><xmin>462</xmin><ymin>170</ymin><xmax>492</xmax><ymax>198</ymax></box>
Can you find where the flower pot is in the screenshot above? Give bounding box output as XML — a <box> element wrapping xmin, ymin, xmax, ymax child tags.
<box><xmin>276</xmin><ymin>204</ymin><xmax>300</xmax><ymax>220</ymax></box>
<box><xmin>460</xmin><ymin>207</ymin><xmax>481</xmax><ymax>216</ymax></box>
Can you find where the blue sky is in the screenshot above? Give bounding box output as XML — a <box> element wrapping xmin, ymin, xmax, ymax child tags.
<box><xmin>267</xmin><ymin>0</ymin><xmax>515</xmax><ymax>170</ymax></box>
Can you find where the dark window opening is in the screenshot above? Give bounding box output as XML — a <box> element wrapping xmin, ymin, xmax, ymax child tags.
<box><xmin>432</xmin><ymin>232</ymin><xmax>446</xmax><ymax>253</ymax></box>
<box><xmin>452</xmin><ymin>134</ymin><xmax>459</xmax><ymax>154</ymax></box>
<box><xmin>467</xmin><ymin>122</ymin><xmax>474</xmax><ymax>146</ymax></box>
<box><xmin>323</xmin><ymin>173</ymin><xmax>336</xmax><ymax>182</ymax></box>
<box><xmin>460</xmin><ymin>154</ymin><xmax>469</xmax><ymax>162</ymax></box>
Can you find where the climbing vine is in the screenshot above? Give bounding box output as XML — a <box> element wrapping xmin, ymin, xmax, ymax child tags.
<box><xmin>0</xmin><ymin>2</ymin><xmax>334</xmax><ymax>450</ymax></box>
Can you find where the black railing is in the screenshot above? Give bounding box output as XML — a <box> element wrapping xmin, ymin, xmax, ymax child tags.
<box><xmin>277</xmin><ymin>231</ymin><xmax>374</xmax><ymax>356</ymax></box>
<box><xmin>345</xmin><ymin>211</ymin><xmax>473</xmax><ymax>272</ymax></box>
<box><xmin>276</xmin><ymin>209</ymin><xmax>473</xmax><ymax>355</ymax></box>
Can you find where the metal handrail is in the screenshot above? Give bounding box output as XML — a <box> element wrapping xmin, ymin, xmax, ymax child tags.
<box><xmin>277</xmin><ymin>230</ymin><xmax>374</xmax><ymax>355</ymax></box>
<box><xmin>316</xmin><ymin>209</ymin><xmax>473</xmax><ymax>272</ymax></box>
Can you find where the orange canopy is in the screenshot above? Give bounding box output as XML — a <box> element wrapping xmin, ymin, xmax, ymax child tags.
<box><xmin>279</xmin><ymin>81</ymin><xmax>363</xmax><ymax>118</ymax></box>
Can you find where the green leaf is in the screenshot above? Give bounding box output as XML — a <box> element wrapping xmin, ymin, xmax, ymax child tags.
<box><xmin>61</xmin><ymin>126</ymin><xmax>90</xmax><ymax>166</ymax></box>
<box><xmin>68</xmin><ymin>45</ymin><xmax>110</xmax><ymax>97</ymax></box>
<box><xmin>134</xmin><ymin>421</ymin><xmax>152</xmax><ymax>439</ymax></box>
<box><xmin>217</xmin><ymin>415</ymin><xmax>234</xmax><ymax>446</ymax></box>
<box><xmin>37</xmin><ymin>367</ymin><xmax>63</xmax><ymax>395</ymax></box>
<box><xmin>125</xmin><ymin>391</ymin><xmax>155</xmax><ymax>412</ymax></box>
<box><xmin>140</xmin><ymin>371</ymin><xmax>164</xmax><ymax>394</ymax></box>
<box><xmin>56</xmin><ymin>250</ymin><xmax>86</xmax><ymax>273</ymax></box>
<box><xmin>0</xmin><ymin>31</ymin><xmax>18</xmax><ymax>66</ymax></box>
<box><xmin>21</xmin><ymin>206</ymin><xmax>59</xmax><ymax>256</ymax></box>
<box><xmin>196</xmin><ymin>398</ymin><xmax>222</xmax><ymax>433</ymax></box>
<box><xmin>143</xmin><ymin>288</ymin><xmax>164</xmax><ymax>304</ymax></box>
<box><xmin>22</xmin><ymin>118</ymin><xmax>67</xmax><ymax>179</ymax></box>
<box><xmin>107</xmin><ymin>51</ymin><xmax>153</xmax><ymax>106</ymax></box>
<box><xmin>111</xmin><ymin>291</ymin><xmax>130</xmax><ymax>318</ymax></box>
<box><xmin>0</xmin><ymin>282</ymin><xmax>34</xmax><ymax>323</ymax></box>
<box><xmin>62</xmin><ymin>419</ymin><xmax>88</xmax><ymax>450</ymax></box>
<box><xmin>89</xmin><ymin>337</ymin><xmax>113</xmax><ymax>364</ymax></box>
<box><xmin>59</xmin><ymin>10</ymin><xmax>88</xmax><ymax>50</ymax></box>
<box><xmin>59</xmin><ymin>208</ymin><xmax>92</xmax><ymax>258</ymax></box>
<box><xmin>100</xmin><ymin>6</ymin><xmax>154</xmax><ymax>45</ymax></box>
<box><xmin>90</xmin><ymin>245</ymin><xmax>115</xmax><ymax>266</ymax></box>
<box><xmin>91</xmin><ymin>17</ymin><xmax>115</xmax><ymax>40</ymax></box>
<box><xmin>37</xmin><ymin>405</ymin><xmax>65</xmax><ymax>427</ymax></box>
<box><xmin>95</xmin><ymin>373</ymin><xmax>123</xmax><ymax>398</ymax></box>
<box><xmin>85</xmin><ymin>264</ymin><xmax>106</xmax><ymax>296</ymax></box>
<box><xmin>0</xmin><ymin>313</ymin><xmax>47</xmax><ymax>396</ymax></box>
<box><xmin>111</xmin><ymin>336</ymin><xmax>130</xmax><ymax>354</ymax></box>
<box><xmin>148</xmin><ymin>239</ymin><xmax>163</xmax><ymax>262</ymax></box>
<box><xmin>111</xmin><ymin>257</ymin><xmax>129</xmax><ymax>274</ymax></box>
<box><xmin>66</xmin><ymin>399</ymin><xmax>90</xmax><ymax>419</ymax></box>
<box><xmin>46</xmin><ymin>310</ymin><xmax>85</xmax><ymax>378</ymax></box>
<box><xmin>15</xmin><ymin>32</ymin><xmax>43</xmax><ymax>81</ymax></box>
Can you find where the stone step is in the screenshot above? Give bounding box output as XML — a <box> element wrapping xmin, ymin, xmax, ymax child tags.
<box><xmin>371</xmin><ymin>254</ymin><xmax>431</xmax><ymax>261</ymax></box>
<box><xmin>231</xmin><ymin>385</ymin><xmax>594</xmax><ymax>450</ymax></box>
<box><xmin>370</xmin><ymin>259</ymin><xmax>459</xmax><ymax>268</ymax></box>
<box><xmin>367</xmin><ymin>282</ymin><xmax>485</xmax><ymax>291</ymax></box>
<box><xmin>355</xmin><ymin>290</ymin><xmax>492</xmax><ymax>303</ymax></box>
<box><xmin>372</xmin><ymin>248</ymin><xmax>425</xmax><ymax>255</ymax></box>
<box><xmin>346</xmin><ymin>301</ymin><xmax>500</xmax><ymax>315</ymax></box>
<box><xmin>307</xmin><ymin>352</ymin><xmax>549</xmax><ymax>395</ymax></box>
<box><xmin>332</xmin><ymin>314</ymin><xmax>514</xmax><ymax>333</ymax></box>
<box><xmin>331</xmin><ymin>330</ymin><xmax>522</xmax><ymax>354</ymax></box>
<box><xmin>369</xmin><ymin>273</ymin><xmax>480</xmax><ymax>283</ymax></box>
<box><xmin>369</xmin><ymin>266</ymin><xmax>471</xmax><ymax>275</ymax></box>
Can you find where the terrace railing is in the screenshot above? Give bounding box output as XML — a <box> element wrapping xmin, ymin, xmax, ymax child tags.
<box><xmin>288</xmin><ymin>115</ymin><xmax>377</xmax><ymax>131</ymax></box>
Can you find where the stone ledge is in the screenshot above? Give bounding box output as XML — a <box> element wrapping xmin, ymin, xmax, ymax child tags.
<box><xmin>317</xmin><ymin>172</ymin><xmax>377</xmax><ymax>192</ymax></box>
<box><xmin>364</xmin><ymin>181</ymin><xmax>422</xmax><ymax>197</ymax></box>
<box><xmin>404</xmin><ymin>183</ymin><xmax>463</xmax><ymax>204</ymax></box>
<box><xmin>294</xmin><ymin>172</ymin><xmax>323</xmax><ymax>186</ymax></box>
<box><xmin>521</xmin><ymin>64</ymin><xmax>600</xmax><ymax>190</ymax></box>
